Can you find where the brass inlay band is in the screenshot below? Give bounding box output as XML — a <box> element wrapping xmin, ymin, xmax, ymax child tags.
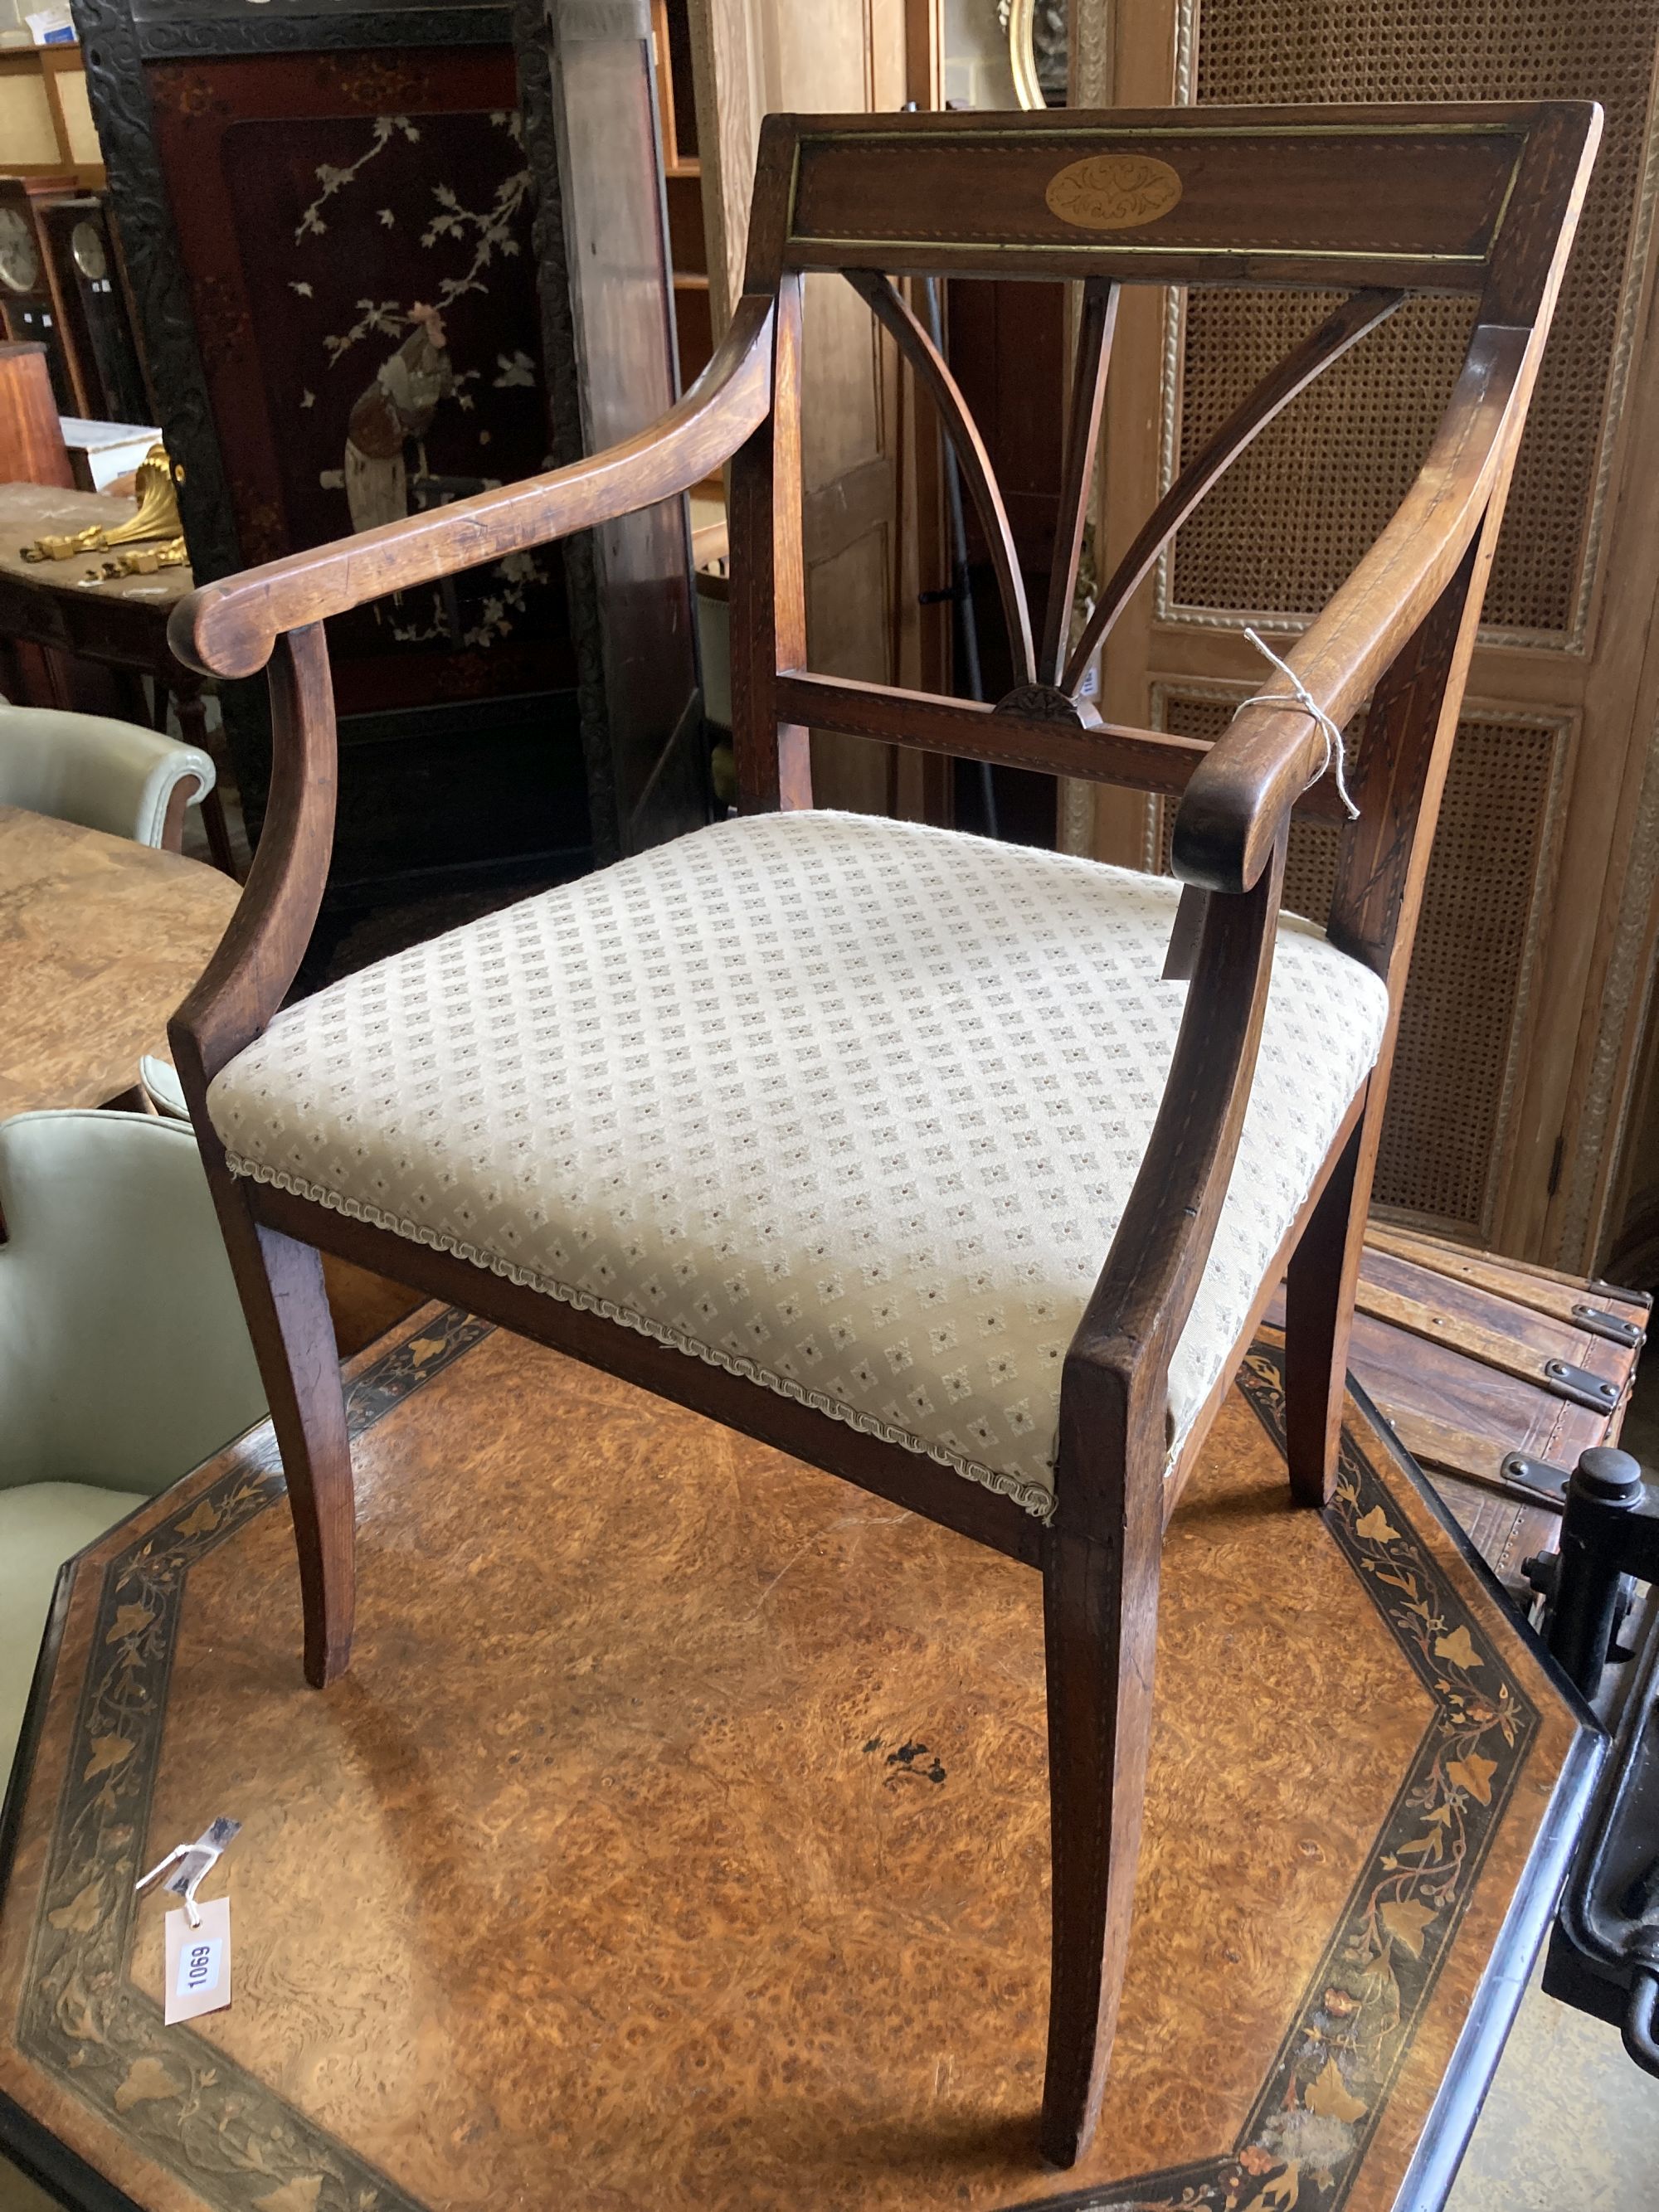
<box><xmin>787</xmin><ymin>237</ymin><xmax>1490</xmax><ymax>268</ymax></box>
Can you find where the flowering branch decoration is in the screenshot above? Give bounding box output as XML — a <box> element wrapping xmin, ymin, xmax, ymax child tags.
<box><xmin>294</xmin><ymin>114</ymin><xmax>422</xmax><ymax>245</ymax></box>
<box><xmin>285</xmin><ymin>108</ymin><xmax>541</xmax><ymax>645</ymax></box>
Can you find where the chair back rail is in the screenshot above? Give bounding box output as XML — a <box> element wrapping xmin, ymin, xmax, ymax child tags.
<box><xmin>767</xmin><ymin>106</ymin><xmax>1548</xmax><ymax>292</ymax></box>
<box><xmin>772</xmin><ymin>671</ymin><xmax>1351</xmax><ymax>816</ymax></box>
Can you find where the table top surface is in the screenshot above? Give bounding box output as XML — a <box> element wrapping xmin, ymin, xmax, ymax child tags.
<box><xmin>0</xmin><ymin>1302</ymin><xmax>1596</xmax><ymax>2212</ymax></box>
<box><xmin>0</xmin><ymin>805</ymin><xmax>238</xmax><ymax>1116</ymax></box>
<box><xmin>0</xmin><ymin>482</ymin><xmax>194</xmax><ymax>612</ymax></box>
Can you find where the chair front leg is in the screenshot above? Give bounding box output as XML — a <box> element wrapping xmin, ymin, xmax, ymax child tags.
<box><xmin>207</xmin><ymin>1171</ymin><xmax>356</xmax><ymax>1687</ymax></box>
<box><xmin>167</xmin><ymin>623</ymin><xmax>355</xmax><ymax>1685</ymax></box>
<box><xmin>1039</xmin><ymin>1385</ymin><xmax>1164</xmax><ymax>2167</ymax></box>
<box><xmin>1283</xmin><ymin>1087</ymin><xmax>1373</xmax><ymax>1509</ymax></box>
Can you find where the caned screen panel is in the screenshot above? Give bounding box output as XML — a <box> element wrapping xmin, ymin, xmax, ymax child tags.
<box><xmin>1163</xmin><ymin>0</ymin><xmax>1659</xmax><ymax>642</ymax></box>
<box><xmin>1151</xmin><ymin>691</ymin><xmax>1569</xmax><ymax>1237</ymax></box>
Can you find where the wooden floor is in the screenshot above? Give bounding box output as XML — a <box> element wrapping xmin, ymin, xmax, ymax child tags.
<box><xmin>0</xmin><ymin>1308</ymin><xmax>1593</xmax><ymax>2212</ymax></box>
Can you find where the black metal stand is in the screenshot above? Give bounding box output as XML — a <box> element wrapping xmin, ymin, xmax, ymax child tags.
<box><xmin>1528</xmin><ymin>1447</ymin><xmax>1659</xmax><ymax>2073</ymax></box>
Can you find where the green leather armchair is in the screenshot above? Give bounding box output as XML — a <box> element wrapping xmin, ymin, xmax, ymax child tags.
<box><xmin>0</xmin><ymin>700</ymin><xmax>216</xmax><ymax>851</ymax></box>
<box><xmin>0</xmin><ymin>1111</ymin><xmax>266</xmax><ymax>1782</ymax></box>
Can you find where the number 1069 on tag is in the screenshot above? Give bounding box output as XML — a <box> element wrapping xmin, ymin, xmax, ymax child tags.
<box><xmin>177</xmin><ymin>1937</ymin><xmax>221</xmax><ymax>1998</ymax></box>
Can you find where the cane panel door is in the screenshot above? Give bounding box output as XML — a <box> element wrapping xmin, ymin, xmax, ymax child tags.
<box><xmin>1076</xmin><ymin>0</ymin><xmax>1659</xmax><ymax>1272</ymax></box>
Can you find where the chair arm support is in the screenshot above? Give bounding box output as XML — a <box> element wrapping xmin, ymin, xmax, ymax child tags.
<box><xmin>170</xmin><ymin>625</ymin><xmax>335</xmax><ymax>1092</ymax></box>
<box><xmin>168</xmin><ymin>295</ymin><xmax>777</xmax><ymax>682</ymax></box>
<box><xmin>1171</xmin><ymin>323</ymin><xmax>1527</xmax><ymax>893</ymax></box>
<box><xmin>1057</xmin><ymin>832</ymin><xmax>1288</xmax><ymax>1539</ymax></box>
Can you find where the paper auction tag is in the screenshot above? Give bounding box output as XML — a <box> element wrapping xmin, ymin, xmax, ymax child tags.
<box><xmin>163</xmin><ymin>1894</ymin><xmax>231</xmax><ymax>2024</ymax></box>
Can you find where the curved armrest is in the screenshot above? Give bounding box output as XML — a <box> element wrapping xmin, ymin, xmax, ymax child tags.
<box><xmin>169</xmin><ymin>295</ymin><xmax>777</xmax><ymax>682</ymax></box>
<box><xmin>1172</xmin><ymin>323</ymin><xmax>1527</xmax><ymax>893</ymax></box>
<box><xmin>0</xmin><ymin>702</ymin><xmax>213</xmax><ymax>850</ymax></box>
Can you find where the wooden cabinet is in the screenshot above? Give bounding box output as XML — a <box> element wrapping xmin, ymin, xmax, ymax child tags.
<box><xmin>687</xmin><ymin>0</ymin><xmax>943</xmax><ymax>816</ymax></box>
<box><xmin>1073</xmin><ymin>0</ymin><xmax>1659</xmax><ymax>1279</ymax></box>
<box><xmin>526</xmin><ymin>0</ymin><xmax>703</xmax><ymax>860</ymax></box>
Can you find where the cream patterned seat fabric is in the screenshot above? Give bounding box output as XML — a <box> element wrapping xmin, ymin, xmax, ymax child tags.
<box><xmin>209</xmin><ymin>813</ymin><xmax>1389</xmax><ymax>1517</ymax></box>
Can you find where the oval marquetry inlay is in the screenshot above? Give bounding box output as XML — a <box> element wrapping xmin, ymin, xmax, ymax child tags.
<box><xmin>1044</xmin><ymin>152</ymin><xmax>1183</xmax><ymax>232</ymax></box>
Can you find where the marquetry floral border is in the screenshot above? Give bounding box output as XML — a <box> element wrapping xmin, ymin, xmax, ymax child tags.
<box><xmin>12</xmin><ymin>1325</ymin><xmax>1544</xmax><ymax>2212</ymax></box>
<box><xmin>17</xmin><ymin>1310</ymin><xmax>489</xmax><ymax>2212</ymax></box>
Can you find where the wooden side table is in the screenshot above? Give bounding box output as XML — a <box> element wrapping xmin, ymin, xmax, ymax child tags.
<box><xmin>0</xmin><ymin>480</ymin><xmax>237</xmax><ymax>876</ymax></box>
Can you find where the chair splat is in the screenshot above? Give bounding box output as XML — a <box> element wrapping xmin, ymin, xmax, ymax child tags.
<box><xmin>1061</xmin><ymin>287</ymin><xmax>1405</xmax><ymax>694</ymax></box>
<box><xmin>1040</xmin><ymin>275</ymin><xmax>1119</xmax><ymax>687</ymax></box>
<box><xmin>843</xmin><ymin>266</ymin><xmax>1036</xmax><ymax>686</ymax></box>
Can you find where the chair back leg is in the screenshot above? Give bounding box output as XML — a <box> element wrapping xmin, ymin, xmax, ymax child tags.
<box><xmin>1283</xmin><ymin>1096</ymin><xmax>1374</xmax><ymax>1508</ymax></box>
<box><xmin>1039</xmin><ymin>1517</ymin><xmax>1162</xmax><ymax>2166</ymax></box>
<box><xmin>207</xmin><ymin>1179</ymin><xmax>357</xmax><ymax>1685</ymax></box>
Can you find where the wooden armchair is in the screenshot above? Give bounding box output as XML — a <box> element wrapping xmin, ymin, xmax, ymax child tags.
<box><xmin>164</xmin><ymin>105</ymin><xmax>1597</xmax><ymax>2166</ymax></box>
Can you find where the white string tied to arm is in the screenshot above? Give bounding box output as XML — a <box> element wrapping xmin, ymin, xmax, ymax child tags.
<box><xmin>1241</xmin><ymin>626</ymin><xmax>1360</xmax><ymax>820</ymax></box>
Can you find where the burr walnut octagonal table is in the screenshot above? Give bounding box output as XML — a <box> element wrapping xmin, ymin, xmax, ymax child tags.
<box><xmin>0</xmin><ymin>805</ymin><xmax>237</xmax><ymax>1116</ymax></box>
<box><xmin>0</xmin><ymin>1306</ymin><xmax>1598</xmax><ymax>2212</ymax></box>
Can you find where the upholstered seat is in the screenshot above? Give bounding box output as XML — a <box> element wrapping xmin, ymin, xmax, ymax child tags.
<box><xmin>208</xmin><ymin>811</ymin><xmax>1388</xmax><ymax>1514</ymax></box>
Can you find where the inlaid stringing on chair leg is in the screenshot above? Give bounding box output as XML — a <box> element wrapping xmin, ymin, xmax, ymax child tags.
<box><xmin>211</xmin><ymin>1183</ymin><xmax>357</xmax><ymax>1687</ymax></box>
<box><xmin>1283</xmin><ymin>1102</ymin><xmax>1371</xmax><ymax>1509</ymax></box>
<box><xmin>1039</xmin><ymin>1493</ymin><xmax>1162</xmax><ymax>2163</ymax></box>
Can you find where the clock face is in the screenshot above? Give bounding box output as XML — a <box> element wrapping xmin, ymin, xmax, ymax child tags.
<box><xmin>0</xmin><ymin>208</ymin><xmax>40</xmax><ymax>296</ymax></box>
<box><xmin>70</xmin><ymin>219</ymin><xmax>107</xmax><ymax>283</ymax></box>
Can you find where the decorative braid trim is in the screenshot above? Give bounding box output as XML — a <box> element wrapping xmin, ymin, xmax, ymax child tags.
<box><xmin>226</xmin><ymin>1155</ymin><xmax>1062</xmax><ymax>1522</ymax></box>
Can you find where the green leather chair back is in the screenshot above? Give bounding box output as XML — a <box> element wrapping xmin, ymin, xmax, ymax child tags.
<box><xmin>0</xmin><ymin>1110</ymin><xmax>265</xmax><ymax>1494</ymax></box>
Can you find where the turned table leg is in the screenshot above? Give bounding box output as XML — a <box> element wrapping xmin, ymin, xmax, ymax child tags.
<box><xmin>168</xmin><ymin>680</ymin><xmax>240</xmax><ymax>879</ymax></box>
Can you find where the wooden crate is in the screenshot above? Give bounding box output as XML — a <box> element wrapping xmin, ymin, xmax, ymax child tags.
<box><xmin>1347</xmin><ymin>1224</ymin><xmax>1650</xmax><ymax>1588</ymax></box>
